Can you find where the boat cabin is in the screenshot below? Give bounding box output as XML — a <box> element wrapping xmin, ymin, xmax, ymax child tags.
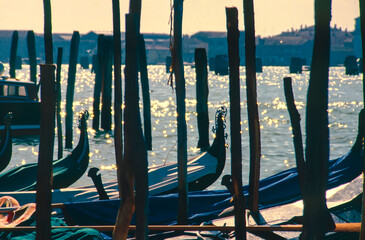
<box><xmin>0</xmin><ymin>77</ymin><xmax>40</xmax><ymax>136</ymax></box>
<box><xmin>0</xmin><ymin>77</ymin><xmax>38</xmax><ymax>101</ymax></box>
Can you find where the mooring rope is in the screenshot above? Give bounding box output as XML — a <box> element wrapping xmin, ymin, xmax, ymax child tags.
<box><xmin>167</xmin><ymin>0</ymin><xmax>175</xmax><ymax>91</ymax></box>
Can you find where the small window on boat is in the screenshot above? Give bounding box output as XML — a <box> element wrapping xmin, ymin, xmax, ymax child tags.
<box><xmin>0</xmin><ymin>85</ymin><xmax>26</xmax><ymax>97</ymax></box>
<box><xmin>8</xmin><ymin>86</ymin><xmax>18</xmax><ymax>96</ymax></box>
<box><xmin>1</xmin><ymin>85</ymin><xmax>7</xmax><ymax>96</ymax></box>
<box><xmin>18</xmin><ymin>86</ymin><xmax>26</xmax><ymax>96</ymax></box>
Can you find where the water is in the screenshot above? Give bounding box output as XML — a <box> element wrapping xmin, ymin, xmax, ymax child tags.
<box><xmin>4</xmin><ymin>64</ymin><xmax>364</xmax><ymax>191</ymax></box>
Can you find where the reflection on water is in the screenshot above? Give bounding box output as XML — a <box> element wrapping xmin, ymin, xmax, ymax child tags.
<box><xmin>3</xmin><ymin>65</ymin><xmax>363</xmax><ymax>190</ymax></box>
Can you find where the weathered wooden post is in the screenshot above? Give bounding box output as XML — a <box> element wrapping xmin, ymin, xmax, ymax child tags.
<box><xmin>36</xmin><ymin>4</ymin><xmax>54</xmax><ymax>236</ymax></box>
<box><xmin>15</xmin><ymin>56</ymin><xmax>22</xmax><ymax>70</ymax></box>
<box><xmin>283</xmin><ymin>77</ymin><xmax>305</xmax><ymax>191</ymax></box>
<box><xmin>214</xmin><ymin>55</ymin><xmax>228</xmax><ymax>75</ymax></box>
<box><xmin>173</xmin><ymin>0</ymin><xmax>188</xmax><ymax>225</ymax></box>
<box><xmin>255</xmin><ymin>58</ymin><xmax>262</xmax><ymax>73</ymax></box>
<box><xmin>43</xmin><ymin>0</ymin><xmax>53</xmax><ymax>64</ymax></box>
<box><xmin>27</xmin><ymin>30</ymin><xmax>37</xmax><ymax>84</ymax></box>
<box><xmin>9</xmin><ymin>31</ymin><xmax>18</xmax><ymax>78</ymax></box>
<box><xmin>226</xmin><ymin>7</ymin><xmax>247</xmax><ymax>239</ymax></box>
<box><xmin>302</xmin><ymin>0</ymin><xmax>335</xmax><ymax>238</ymax></box>
<box><xmin>65</xmin><ymin>31</ymin><xmax>80</xmax><ymax>149</ymax></box>
<box><xmin>195</xmin><ymin>48</ymin><xmax>210</xmax><ymax>151</ymax></box>
<box><xmin>243</xmin><ymin>0</ymin><xmax>262</xmax><ymax>221</ymax></box>
<box><xmin>139</xmin><ymin>35</ymin><xmax>152</xmax><ymax>150</ymax></box>
<box><xmin>80</xmin><ymin>56</ymin><xmax>89</xmax><ymax>69</ymax></box>
<box><xmin>56</xmin><ymin>47</ymin><xmax>63</xmax><ymax>159</ymax></box>
<box><xmin>344</xmin><ymin>55</ymin><xmax>359</xmax><ymax>75</ymax></box>
<box><xmin>209</xmin><ymin>57</ymin><xmax>215</xmax><ymax>72</ymax></box>
<box><xmin>101</xmin><ymin>36</ymin><xmax>113</xmax><ymax>132</ymax></box>
<box><xmin>111</xmin><ymin>0</ymin><xmax>132</xmax><ymax>238</ymax></box>
<box><xmin>111</xmin><ymin>0</ymin><xmax>122</xmax><ymax>199</ymax></box>
<box><xmin>130</xmin><ymin>0</ymin><xmax>149</xmax><ymax>238</ymax></box>
<box><xmin>358</xmin><ymin>0</ymin><xmax>365</xmax><ymax>239</ymax></box>
<box><xmin>359</xmin><ymin>111</ymin><xmax>365</xmax><ymax>240</ymax></box>
<box><xmin>114</xmin><ymin>13</ymin><xmax>149</xmax><ymax>239</ymax></box>
<box><xmin>35</xmin><ymin>64</ymin><xmax>56</xmax><ymax>240</ymax></box>
<box><xmin>92</xmin><ymin>35</ymin><xmax>104</xmax><ymax>131</ymax></box>
<box><xmin>289</xmin><ymin>57</ymin><xmax>303</xmax><ymax>74</ymax></box>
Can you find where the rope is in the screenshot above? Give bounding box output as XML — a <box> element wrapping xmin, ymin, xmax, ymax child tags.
<box><xmin>167</xmin><ymin>0</ymin><xmax>175</xmax><ymax>91</ymax></box>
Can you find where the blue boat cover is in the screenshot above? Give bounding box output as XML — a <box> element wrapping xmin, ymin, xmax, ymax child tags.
<box><xmin>63</xmin><ymin>146</ymin><xmax>363</xmax><ymax>226</ymax></box>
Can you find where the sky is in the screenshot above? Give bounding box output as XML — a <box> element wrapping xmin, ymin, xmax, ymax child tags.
<box><xmin>0</xmin><ymin>0</ymin><xmax>360</xmax><ymax>37</ymax></box>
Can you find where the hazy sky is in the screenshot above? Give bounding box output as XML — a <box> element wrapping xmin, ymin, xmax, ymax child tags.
<box><xmin>0</xmin><ymin>0</ymin><xmax>360</xmax><ymax>37</ymax></box>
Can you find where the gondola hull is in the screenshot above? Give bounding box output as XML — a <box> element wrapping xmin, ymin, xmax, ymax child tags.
<box><xmin>0</xmin><ymin>107</ymin><xmax>227</xmax><ymax>204</ymax></box>
<box><xmin>0</xmin><ymin>113</ymin><xmax>12</xmax><ymax>173</ymax></box>
<box><xmin>0</xmin><ymin>111</ymin><xmax>89</xmax><ymax>192</ymax></box>
<box><xmin>59</xmin><ymin>141</ymin><xmax>363</xmax><ymax>227</ymax></box>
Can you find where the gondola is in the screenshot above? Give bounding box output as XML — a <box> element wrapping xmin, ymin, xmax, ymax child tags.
<box><xmin>0</xmin><ymin>112</ymin><xmax>12</xmax><ymax>173</ymax></box>
<box><xmin>84</xmin><ymin>105</ymin><xmax>227</xmax><ymax>198</ymax></box>
<box><xmin>0</xmin><ymin>107</ymin><xmax>227</xmax><ymax>204</ymax></box>
<box><xmin>59</xmin><ymin>112</ymin><xmax>365</xmax><ymax>227</ymax></box>
<box><xmin>0</xmin><ymin>111</ymin><xmax>89</xmax><ymax>192</ymax></box>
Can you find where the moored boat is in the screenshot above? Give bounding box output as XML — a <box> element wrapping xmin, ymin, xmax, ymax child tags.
<box><xmin>59</xmin><ymin>132</ymin><xmax>364</xmax><ymax>227</ymax></box>
<box><xmin>0</xmin><ymin>77</ymin><xmax>40</xmax><ymax>136</ymax></box>
<box><xmin>72</xmin><ymin>106</ymin><xmax>227</xmax><ymax>200</ymax></box>
<box><xmin>0</xmin><ymin>111</ymin><xmax>89</xmax><ymax>192</ymax></box>
<box><xmin>0</xmin><ymin>112</ymin><xmax>12</xmax><ymax>173</ymax></box>
<box><xmin>0</xmin><ymin>107</ymin><xmax>227</xmax><ymax>204</ymax></box>
<box><xmin>56</xmin><ymin>110</ymin><xmax>365</xmax><ymax>227</ymax></box>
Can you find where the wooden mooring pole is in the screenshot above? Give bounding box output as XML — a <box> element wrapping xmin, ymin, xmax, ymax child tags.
<box><xmin>35</xmin><ymin>64</ymin><xmax>56</xmax><ymax>240</ymax></box>
<box><xmin>92</xmin><ymin>35</ymin><xmax>104</xmax><ymax>131</ymax></box>
<box><xmin>139</xmin><ymin>35</ymin><xmax>152</xmax><ymax>151</ymax></box>
<box><xmin>112</xmin><ymin>0</ymin><xmax>133</xmax><ymax>238</ymax></box>
<box><xmin>27</xmin><ymin>30</ymin><xmax>37</xmax><ymax>84</ymax></box>
<box><xmin>283</xmin><ymin>77</ymin><xmax>305</xmax><ymax>191</ymax></box>
<box><xmin>302</xmin><ymin>0</ymin><xmax>334</xmax><ymax>238</ymax></box>
<box><xmin>114</xmin><ymin>13</ymin><xmax>150</xmax><ymax>239</ymax></box>
<box><xmin>226</xmin><ymin>7</ymin><xmax>247</xmax><ymax>240</ymax></box>
<box><xmin>359</xmin><ymin>110</ymin><xmax>365</xmax><ymax>240</ymax></box>
<box><xmin>37</xmin><ymin>3</ymin><xmax>54</xmax><ymax>236</ymax></box>
<box><xmin>195</xmin><ymin>48</ymin><xmax>210</xmax><ymax>151</ymax></box>
<box><xmin>111</xmin><ymin>0</ymin><xmax>123</xmax><ymax>198</ymax></box>
<box><xmin>9</xmin><ymin>31</ymin><xmax>18</xmax><ymax>78</ymax></box>
<box><xmin>129</xmin><ymin>0</ymin><xmax>149</xmax><ymax>237</ymax></box>
<box><xmin>360</xmin><ymin>0</ymin><xmax>365</xmax><ymax>107</ymax></box>
<box><xmin>101</xmin><ymin>36</ymin><xmax>113</xmax><ymax>132</ymax></box>
<box><xmin>43</xmin><ymin>0</ymin><xmax>53</xmax><ymax>64</ymax></box>
<box><xmin>129</xmin><ymin>15</ymin><xmax>149</xmax><ymax>240</ymax></box>
<box><xmin>56</xmin><ymin>47</ymin><xmax>63</xmax><ymax>159</ymax></box>
<box><xmin>65</xmin><ymin>31</ymin><xmax>80</xmax><ymax>149</ymax></box>
<box><xmin>173</xmin><ymin>0</ymin><xmax>188</xmax><ymax>225</ymax></box>
<box><xmin>243</xmin><ymin>0</ymin><xmax>261</xmax><ymax>219</ymax></box>
<box><xmin>359</xmin><ymin>0</ymin><xmax>365</xmax><ymax>239</ymax></box>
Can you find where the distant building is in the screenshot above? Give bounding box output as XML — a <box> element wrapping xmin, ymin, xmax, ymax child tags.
<box><xmin>256</xmin><ymin>25</ymin><xmax>353</xmax><ymax>66</ymax></box>
<box><xmin>0</xmin><ymin>21</ymin><xmax>357</xmax><ymax>68</ymax></box>
<box><xmin>191</xmin><ymin>31</ymin><xmax>245</xmax><ymax>65</ymax></box>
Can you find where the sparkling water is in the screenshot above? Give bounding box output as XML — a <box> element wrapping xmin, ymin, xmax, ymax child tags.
<box><xmin>5</xmin><ymin>64</ymin><xmax>363</xmax><ymax>191</ymax></box>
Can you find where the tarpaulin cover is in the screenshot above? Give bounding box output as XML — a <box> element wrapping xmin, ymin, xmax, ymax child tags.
<box><xmin>0</xmin><ymin>217</ymin><xmax>104</xmax><ymax>240</ymax></box>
